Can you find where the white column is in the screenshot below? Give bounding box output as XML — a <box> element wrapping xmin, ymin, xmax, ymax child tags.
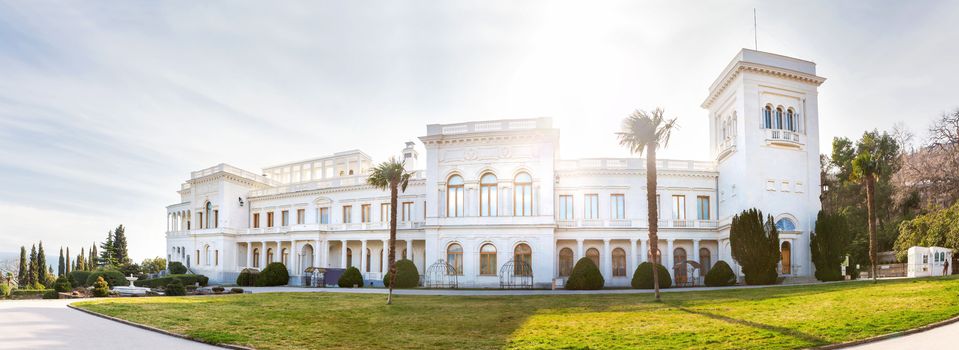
<box><xmin>602</xmin><ymin>239</ymin><xmax>611</xmax><ymax>279</ymax></box>
<box><xmin>259</xmin><ymin>241</ymin><xmax>266</xmax><ymax>269</ymax></box>
<box><xmin>406</xmin><ymin>239</ymin><xmax>413</xmax><ymax>261</ymax></box>
<box><xmin>666</xmin><ymin>239</ymin><xmax>674</xmax><ymax>273</ymax></box>
<box><xmin>341</xmin><ymin>240</ymin><xmax>348</xmax><ymax>268</ymax></box>
<box><xmin>275</xmin><ymin>240</ymin><xmax>282</xmax><ymax>267</ymax></box>
<box><xmin>360</xmin><ymin>240</ymin><xmax>368</xmax><ymax>275</ymax></box>
<box><xmin>314</xmin><ymin>239</ymin><xmax>321</xmax><ymax>268</ymax></box>
<box><xmin>291</xmin><ymin>240</ymin><xmax>298</xmax><ymax>274</ymax></box>
<box><xmin>630</xmin><ymin>239</ymin><xmax>638</xmax><ymax>278</ymax></box>
<box><xmin>246</xmin><ymin>242</ymin><xmax>253</xmax><ymax>268</ymax></box>
<box><xmin>692</xmin><ymin>239</ymin><xmax>700</xmax><ymax>279</ymax></box>
<box><xmin>640</xmin><ymin>238</ymin><xmax>648</xmax><ymax>263</ymax></box>
<box><xmin>382</xmin><ymin>239</ymin><xmax>390</xmax><ymax>272</ymax></box>
<box><xmin>576</xmin><ymin>239</ymin><xmax>584</xmax><ymax>261</ymax></box>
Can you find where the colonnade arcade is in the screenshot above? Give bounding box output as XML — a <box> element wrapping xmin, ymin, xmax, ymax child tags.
<box><xmin>238</xmin><ymin>239</ymin><xmax>423</xmax><ymax>278</ymax></box>
<box><xmin>555</xmin><ymin>238</ymin><xmax>724</xmax><ymax>285</ymax></box>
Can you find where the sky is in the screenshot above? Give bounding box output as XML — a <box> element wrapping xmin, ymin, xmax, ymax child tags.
<box><xmin>0</xmin><ymin>1</ymin><xmax>957</xmax><ymax>262</ymax></box>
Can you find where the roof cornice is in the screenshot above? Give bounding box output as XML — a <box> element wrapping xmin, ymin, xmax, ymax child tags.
<box><xmin>702</xmin><ymin>62</ymin><xmax>826</xmax><ymax>109</ymax></box>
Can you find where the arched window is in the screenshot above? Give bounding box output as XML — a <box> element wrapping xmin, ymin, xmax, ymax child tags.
<box><xmin>252</xmin><ymin>248</ymin><xmax>260</xmax><ymax>267</ymax></box>
<box><xmin>267</xmin><ymin>248</ymin><xmax>274</xmax><ymax>264</ymax></box>
<box><xmin>612</xmin><ymin>248</ymin><xmax>627</xmax><ymax>277</ymax></box>
<box><xmin>479</xmin><ymin>173</ymin><xmax>497</xmax><ymax>217</ymax></box>
<box><xmin>480</xmin><ymin>243</ymin><xmax>497</xmax><ymax>275</ymax></box>
<box><xmin>205</xmin><ymin>245</ymin><xmax>211</xmax><ymax>266</ymax></box>
<box><xmin>781</xmin><ymin>241</ymin><xmax>792</xmax><ymax>274</ymax></box>
<box><xmin>786</xmin><ymin>109</ymin><xmax>795</xmax><ymax>131</ymax></box>
<box><xmin>775</xmin><ymin>107</ymin><xmax>783</xmax><ymax>129</ymax></box>
<box><xmin>775</xmin><ymin>218</ymin><xmax>797</xmax><ymax>231</ymax></box>
<box><xmin>514</xmin><ymin>243</ymin><xmax>532</xmax><ymax>276</ymax></box>
<box><xmin>699</xmin><ymin>248</ymin><xmax>712</xmax><ymax>275</ymax></box>
<box><xmin>558</xmin><ymin>248</ymin><xmax>574</xmax><ymax>277</ymax></box>
<box><xmin>763</xmin><ymin>105</ymin><xmax>772</xmax><ymax>129</ymax></box>
<box><xmin>348</xmin><ymin>169</ymin><xmax>354</xmax><ymax>175</ymax></box>
<box><xmin>674</xmin><ymin>248</ymin><xmax>687</xmax><ymax>284</ymax></box>
<box><xmin>282</xmin><ymin>248</ymin><xmax>289</xmax><ymax>266</ymax></box>
<box><xmin>447</xmin><ymin>243</ymin><xmax>463</xmax><ymax>275</ymax></box>
<box><xmin>446</xmin><ymin>175</ymin><xmax>464</xmax><ymax>217</ymax></box>
<box><xmin>346</xmin><ymin>248</ymin><xmax>353</xmax><ymax>267</ymax></box>
<box><xmin>586</xmin><ymin>248</ymin><xmax>600</xmax><ymax>268</ymax></box>
<box><xmin>514</xmin><ymin>172</ymin><xmax>533</xmax><ymax>216</ymax></box>
<box><xmin>205</xmin><ymin>201</ymin><xmax>212</xmax><ymax>229</ymax></box>
<box><xmin>366</xmin><ymin>248</ymin><xmax>371</xmax><ymax>272</ymax></box>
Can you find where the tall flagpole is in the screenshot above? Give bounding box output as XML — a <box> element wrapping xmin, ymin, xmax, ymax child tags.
<box><xmin>753</xmin><ymin>8</ymin><xmax>758</xmax><ymax>50</ymax></box>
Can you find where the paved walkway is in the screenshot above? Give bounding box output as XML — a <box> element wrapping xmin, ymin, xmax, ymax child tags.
<box><xmin>241</xmin><ymin>281</ymin><xmax>828</xmax><ymax>295</ymax></box>
<box><xmin>0</xmin><ymin>299</ymin><xmax>220</xmax><ymax>350</ymax></box>
<box><xmin>846</xmin><ymin>319</ymin><xmax>959</xmax><ymax>349</ymax></box>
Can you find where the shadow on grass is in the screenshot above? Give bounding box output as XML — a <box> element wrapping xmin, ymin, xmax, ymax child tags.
<box><xmin>670</xmin><ymin>305</ymin><xmax>828</xmax><ymax>346</ymax></box>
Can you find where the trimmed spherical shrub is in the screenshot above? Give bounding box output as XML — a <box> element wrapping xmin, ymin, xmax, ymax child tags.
<box><xmin>54</xmin><ymin>275</ymin><xmax>73</xmax><ymax>293</ymax></box>
<box><xmin>338</xmin><ymin>266</ymin><xmax>364</xmax><ymax>288</ymax></box>
<box><xmin>0</xmin><ymin>283</ymin><xmax>12</xmax><ymax>298</ymax></box>
<box><xmin>565</xmin><ymin>258</ymin><xmax>605</xmax><ymax>290</ymax></box>
<box><xmin>168</xmin><ymin>261</ymin><xmax>188</xmax><ymax>275</ymax></box>
<box><xmin>136</xmin><ymin>274</ymin><xmax>208</xmax><ymax>288</ymax></box>
<box><xmin>92</xmin><ymin>276</ymin><xmax>110</xmax><ymax>297</ymax></box>
<box><xmin>86</xmin><ymin>270</ymin><xmax>127</xmax><ymax>288</ymax></box>
<box><xmin>631</xmin><ymin>262</ymin><xmax>672</xmax><ymax>289</ymax></box>
<box><xmin>383</xmin><ymin>259</ymin><xmax>419</xmax><ymax>289</ymax></box>
<box><xmin>236</xmin><ymin>268</ymin><xmax>259</xmax><ymax>286</ymax></box>
<box><xmin>164</xmin><ymin>279</ymin><xmax>186</xmax><ymax>296</ymax></box>
<box><xmin>42</xmin><ymin>290</ymin><xmax>59</xmax><ymax>299</ymax></box>
<box><xmin>230</xmin><ymin>287</ymin><xmax>244</xmax><ymax>294</ymax></box>
<box><xmin>68</xmin><ymin>271</ymin><xmax>92</xmax><ymax>287</ymax></box>
<box><xmin>704</xmin><ymin>260</ymin><xmax>737</xmax><ymax>287</ymax></box>
<box><xmin>255</xmin><ymin>263</ymin><xmax>290</xmax><ymax>287</ymax></box>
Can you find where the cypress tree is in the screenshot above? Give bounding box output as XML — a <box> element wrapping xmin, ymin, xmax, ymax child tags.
<box><xmin>113</xmin><ymin>225</ymin><xmax>129</xmax><ymax>265</ymax></box>
<box><xmin>100</xmin><ymin>231</ymin><xmax>116</xmax><ymax>267</ymax></box>
<box><xmin>17</xmin><ymin>246</ymin><xmax>28</xmax><ymax>288</ymax></box>
<box><xmin>78</xmin><ymin>247</ymin><xmax>86</xmax><ymax>271</ymax></box>
<box><xmin>28</xmin><ymin>244</ymin><xmax>38</xmax><ymax>287</ymax></box>
<box><xmin>58</xmin><ymin>248</ymin><xmax>65</xmax><ymax>276</ymax></box>
<box><xmin>730</xmin><ymin>208</ymin><xmax>781</xmax><ymax>285</ymax></box>
<box><xmin>65</xmin><ymin>247</ymin><xmax>71</xmax><ymax>275</ymax></box>
<box><xmin>90</xmin><ymin>244</ymin><xmax>98</xmax><ymax>269</ymax></box>
<box><xmin>37</xmin><ymin>241</ymin><xmax>47</xmax><ymax>283</ymax></box>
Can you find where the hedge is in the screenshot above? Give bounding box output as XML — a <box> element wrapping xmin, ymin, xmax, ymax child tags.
<box><xmin>68</xmin><ymin>271</ymin><xmax>92</xmax><ymax>287</ymax></box>
<box><xmin>236</xmin><ymin>269</ymin><xmax>259</xmax><ymax>287</ymax></box>
<box><xmin>255</xmin><ymin>263</ymin><xmax>290</xmax><ymax>287</ymax></box>
<box><xmin>338</xmin><ymin>266</ymin><xmax>363</xmax><ymax>288</ymax></box>
<box><xmin>631</xmin><ymin>262</ymin><xmax>672</xmax><ymax>289</ymax></box>
<box><xmin>566</xmin><ymin>258</ymin><xmax>605</xmax><ymax>290</ymax></box>
<box><xmin>383</xmin><ymin>259</ymin><xmax>419</xmax><ymax>288</ymax></box>
<box><xmin>230</xmin><ymin>287</ymin><xmax>244</xmax><ymax>294</ymax></box>
<box><xmin>42</xmin><ymin>290</ymin><xmax>59</xmax><ymax>299</ymax></box>
<box><xmin>704</xmin><ymin>260</ymin><xmax>737</xmax><ymax>287</ymax></box>
<box><xmin>135</xmin><ymin>274</ymin><xmax>209</xmax><ymax>288</ymax></box>
<box><xmin>54</xmin><ymin>275</ymin><xmax>73</xmax><ymax>293</ymax></box>
<box><xmin>86</xmin><ymin>270</ymin><xmax>127</xmax><ymax>288</ymax></box>
<box><xmin>164</xmin><ymin>280</ymin><xmax>186</xmax><ymax>296</ymax></box>
<box><xmin>168</xmin><ymin>261</ymin><xmax>188</xmax><ymax>274</ymax></box>
<box><xmin>10</xmin><ymin>289</ymin><xmax>44</xmax><ymax>299</ymax></box>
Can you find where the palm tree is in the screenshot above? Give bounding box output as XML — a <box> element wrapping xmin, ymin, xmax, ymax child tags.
<box><xmin>367</xmin><ymin>157</ymin><xmax>413</xmax><ymax>305</ymax></box>
<box><xmin>851</xmin><ymin>132</ymin><xmax>893</xmax><ymax>284</ymax></box>
<box><xmin>617</xmin><ymin>108</ymin><xmax>677</xmax><ymax>301</ymax></box>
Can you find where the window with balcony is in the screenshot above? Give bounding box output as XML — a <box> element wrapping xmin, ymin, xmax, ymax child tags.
<box><xmin>558</xmin><ymin>195</ymin><xmax>574</xmax><ymax>220</ymax></box>
<box><xmin>585</xmin><ymin>194</ymin><xmax>599</xmax><ymax>219</ymax></box>
<box><xmin>763</xmin><ymin>105</ymin><xmax>773</xmax><ymax>129</ymax></box>
<box><xmin>252</xmin><ymin>213</ymin><xmax>260</xmax><ymax>228</ymax></box>
<box><xmin>447</xmin><ymin>243</ymin><xmax>463</xmax><ymax>275</ymax></box>
<box><xmin>672</xmin><ymin>195</ymin><xmax>686</xmax><ymax>220</ymax></box>
<box><xmin>267</xmin><ymin>212</ymin><xmax>274</xmax><ymax>227</ymax></box>
<box><xmin>319</xmin><ymin>207</ymin><xmax>330</xmax><ymax>224</ymax></box>
<box><xmin>342</xmin><ymin>206</ymin><xmax>352</xmax><ymax>224</ymax></box>
<box><xmin>297</xmin><ymin>209</ymin><xmax>305</xmax><ymax>225</ymax></box>
<box><xmin>361</xmin><ymin>204</ymin><xmax>371</xmax><ymax>223</ymax></box>
<box><xmin>401</xmin><ymin>202</ymin><xmax>412</xmax><ymax>222</ymax></box>
<box><xmin>480</xmin><ymin>243</ymin><xmax>496</xmax><ymax>275</ymax></box>
<box><xmin>611</xmin><ymin>194</ymin><xmax>625</xmax><ymax>220</ymax></box>
<box><xmin>775</xmin><ymin>107</ymin><xmax>783</xmax><ymax>129</ymax></box>
<box><xmin>696</xmin><ymin>196</ymin><xmax>710</xmax><ymax>220</ymax></box>
<box><xmin>480</xmin><ymin>173</ymin><xmax>497</xmax><ymax>216</ymax></box>
<box><xmin>447</xmin><ymin>175</ymin><xmax>464</xmax><ymax>217</ymax></box>
<box><xmin>282</xmin><ymin>210</ymin><xmax>289</xmax><ymax>226</ymax></box>
<box><xmin>514</xmin><ymin>173</ymin><xmax>533</xmax><ymax>216</ymax></box>
<box><xmin>380</xmin><ymin>203</ymin><xmax>391</xmax><ymax>222</ymax></box>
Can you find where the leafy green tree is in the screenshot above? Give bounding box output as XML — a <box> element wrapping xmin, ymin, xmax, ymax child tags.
<box><xmin>851</xmin><ymin>131</ymin><xmax>898</xmax><ymax>283</ymax></box>
<box><xmin>730</xmin><ymin>209</ymin><xmax>781</xmax><ymax>285</ymax></box>
<box><xmin>100</xmin><ymin>231</ymin><xmax>116</xmax><ymax>267</ymax></box>
<box><xmin>113</xmin><ymin>225</ymin><xmax>129</xmax><ymax>265</ymax></box>
<box><xmin>811</xmin><ymin>211</ymin><xmax>852</xmax><ymax>281</ymax></box>
<box><xmin>17</xmin><ymin>246</ymin><xmax>27</xmax><ymax>288</ymax></box>
<box><xmin>894</xmin><ymin>202</ymin><xmax>959</xmax><ymax>259</ymax></box>
<box><xmin>37</xmin><ymin>241</ymin><xmax>47</xmax><ymax>284</ymax></box>
<box><xmin>617</xmin><ymin>108</ymin><xmax>677</xmax><ymax>301</ymax></box>
<box><xmin>140</xmin><ymin>257</ymin><xmax>168</xmax><ymax>275</ymax></box>
<box><xmin>28</xmin><ymin>244</ymin><xmax>38</xmax><ymax>287</ymax></box>
<box><xmin>366</xmin><ymin>158</ymin><xmax>412</xmax><ymax>305</ymax></box>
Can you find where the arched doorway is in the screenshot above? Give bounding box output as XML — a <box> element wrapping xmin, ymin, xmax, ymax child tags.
<box><xmin>558</xmin><ymin>248</ymin><xmax>573</xmax><ymax>277</ymax></box>
<box><xmin>781</xmin><ymin>241</ymin><xmax>792</xmax><ymax>274</ymax></box>
<box><xmin>699</xmin><ymin>248</ymin><xmax>712</xmax><ymax>275</ymax></box>
<box><xmin>301</xmin><ymin>244</ymin><xmax>314</xmax><ymax>271</ymax></box>
<box><xmin>674</xmin><ymin>248</ymin><xmax>687</xmax><ymax>284</ymax></box>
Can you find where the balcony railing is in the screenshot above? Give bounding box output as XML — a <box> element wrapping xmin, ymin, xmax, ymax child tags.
<box><xmin>556</xmin><ymin>219</ymin><xmax>718</xmax><ymax>229</ymax></box>
<box><xmin>247</xmin><ymin>171</ymin><xmax>425</xmax><ymax>197</ymax></box>
<box><xmin>191</xmin><ymin>163</ymin><xmax>282</xmax><ymax>186</ymax></box>
<box><xmin>556</xmin><ymin>158</ymin><xmax>716</xmax><ymax>172</ymax></box>
<box><xmin>244</xmin><ymin>221</ymin><xmax>425</xmax><ymax>234</ymax></box>
<box><xmin>429</xmin><ymin>118</ymin><xmax>549</xmax><ymax>136</ymax></box>
<box><xmin>766</xmin><ymin>129</ymin><xmax>804</xmax><ymax>147</ymax></box>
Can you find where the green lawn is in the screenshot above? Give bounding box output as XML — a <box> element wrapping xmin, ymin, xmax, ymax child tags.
<box><xmin>74</xmin><ymin>276</ymin><xmax>959</xmax><ymax>349</ymax></box>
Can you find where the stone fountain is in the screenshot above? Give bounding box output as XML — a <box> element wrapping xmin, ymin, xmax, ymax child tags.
<box><xmin>112</xmin><ymin>274</ymin><xmax>151</xmax><ymax>296</ymax></box>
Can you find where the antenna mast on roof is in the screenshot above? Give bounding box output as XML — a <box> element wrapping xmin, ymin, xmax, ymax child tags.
<box><xmin>753</xmin><ymin>8</ymin><xmax>758</xmax><ymax>50</ymax></box>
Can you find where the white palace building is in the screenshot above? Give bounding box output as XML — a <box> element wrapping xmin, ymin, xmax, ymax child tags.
<box><xmin>165</xmin><ymin>49</ymin><xmax>824</xmax><ymax>287</ymax></box>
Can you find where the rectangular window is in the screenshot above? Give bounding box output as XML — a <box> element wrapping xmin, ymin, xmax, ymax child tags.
<box><xmin>214</xmin><ymin>210</ymin><xmax>218</xmax><ymax>228</ymax></box>
<box><xmin>611</xmin><ymin>194</ymin><xmax>625</xmax><ymax>220</ymax></box>
<box><xmin>585</xmin><ymin>194</ymin><xmax>599</xmax><ymax>219</ymax></box>
<box><xmin>558</xmin><ymin>195</ymin><xmax>574</xmax><ymax>220</ymax></box>
<box><xmin>198</xmin><ymin>212</ymin><xmax>203</xmax><ymax>229</ymax></box>
<box><xmin>342</xmin><ymin>205</ymin><xmax>352</xmax><ymax>224</ymax></box>
<box><xmin>319</xmin><ymin>207</ymin><xmax>330</xmax><ymax>224</ymax></box>
<box><xmin>267</xmin><ymin>212</ymin><xmax>274</xmax><ymax>227</ymax></box>
<box><xmin>380</xmin><ymin>203</ymin><xmax>391</xmax><ymax>222</ymax></box>
<box><xmin>215</xmin><ymin>250</ymin><xmax>219</xmax><ymax>266</ymax></box>
<box><xmin>401</xmin><ymin>202</ymin><xmax>413</xmax><ymax>222</ymax></box>
<box><xmin>296</xmin><ymin>209</ymin><xmax>305</xmax><ymax>224</ymax></box>
<box><xmin>195</xmin><ymin>251</ymin><xmax>200</xmax><ymax>265</ymax></box>
<box><xmin>697</xmin><ymin>196</ymin><xmax>710</xmax><ymax>220</ymax></box>
<box><xmin>361</xmin><ymin>204</ymin><xmax>371</xmax><ymax>223</ymax></box>
<box><xmin>282</xmin><ymin>210</ymin><xmax>289</xmax><ymax>226</ymax></box>
<box><xmin>252</xmin><ymin>213</ymin><xmax>260</xmax><ymax>228</ymax></box>
<box><xmin>672</xmin><ymin>195</ymin><xmax>686</xmax><ymax>220</ymax></box>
